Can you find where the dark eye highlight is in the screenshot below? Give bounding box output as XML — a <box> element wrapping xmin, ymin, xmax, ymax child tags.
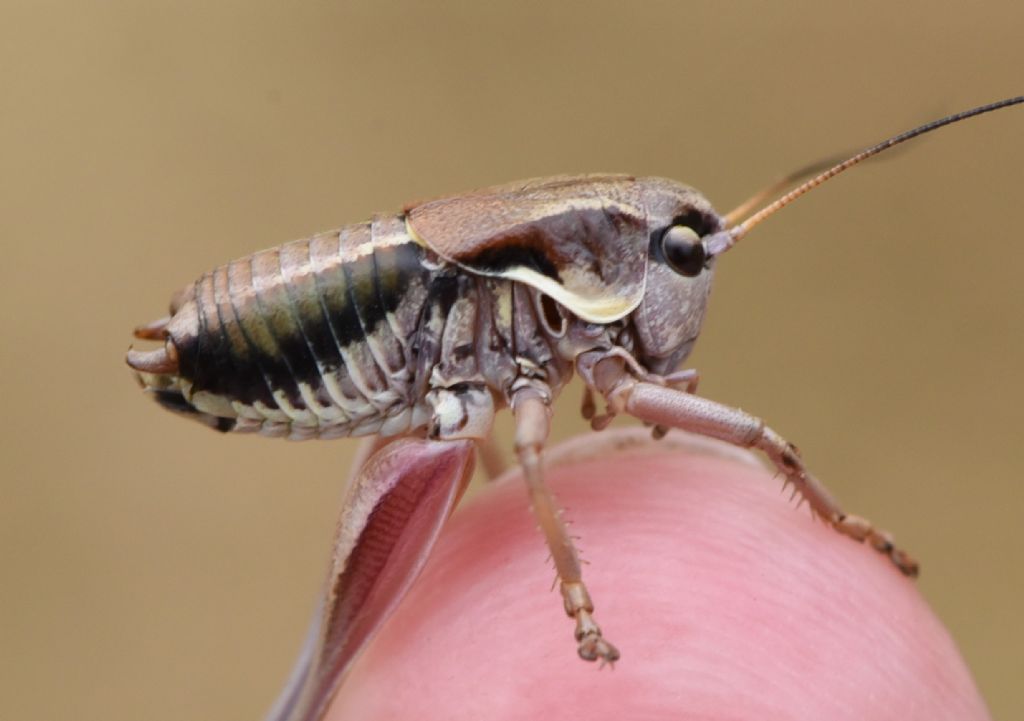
<box><xmin>660</xmin><ymin>225</ymin><xmax>706</xmax><ymax>277</ymax></box>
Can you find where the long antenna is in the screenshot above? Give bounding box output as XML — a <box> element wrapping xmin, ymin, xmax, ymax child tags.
<box><xmin>705</xmin><ymin>96</ymin><xmax>1024</xmax><ymax>256</ymax></box>
<box><xmin>722</xmin><ymin>153</ymin><xmax>852</xmax><ymax>228</ymax></box>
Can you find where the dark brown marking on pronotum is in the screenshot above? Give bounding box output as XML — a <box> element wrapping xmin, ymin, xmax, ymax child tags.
<box><xmin>423</xmin><ymin>206</ymin><xmax>647</xmax><ymax>282</ymax></box>
<box><xmin>405</xmin><ymin>175</ymin><xmax>660</xmax><ymax>322</ymax></box>
<box><xmin>469</xmin><ymin>232</ymin><xmax>563</xmax><ymax>281</ymax></box>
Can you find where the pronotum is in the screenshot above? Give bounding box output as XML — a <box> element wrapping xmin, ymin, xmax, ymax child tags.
<box><xmin>127</xmin><ymin>96</ymin><xmax>1022</xmax><ymax>721</ymax></box>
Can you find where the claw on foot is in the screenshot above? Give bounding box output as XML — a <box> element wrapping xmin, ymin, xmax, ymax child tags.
<box><xmin>573</xmin><ymin>609</ymin><xmax>620</xmax><ymax>665</ymax></box>
<box><xmin>836</xmin><ymin>514</ymin><xmax>919</xmax><ymax>577</ymax></box>
<box><xmin>577</xmin><ymin>631</ymin><xmax>620</xmax><ymax>665</ymax></box>
<box><xmin>888</xmin><ymin>548</ymin><xmax>919</xmax><ymax>578</ymax></box>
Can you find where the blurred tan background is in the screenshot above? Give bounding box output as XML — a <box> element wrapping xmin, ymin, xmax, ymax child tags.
<box><xmin>2</xmin><ymin>2</ymin><xmax>1022</xmax><ymax>719</ymax></box>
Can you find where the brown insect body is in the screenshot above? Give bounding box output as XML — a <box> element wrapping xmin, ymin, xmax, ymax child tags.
<box><xmin>125</xmin><ymin>93</ymin><xmax>1022</xmax><ymax>721</ymax></box>
<box><xmin>130</xmin><ymin>175</ymin><xmax>718</xmax><ymax>442</ymax></box>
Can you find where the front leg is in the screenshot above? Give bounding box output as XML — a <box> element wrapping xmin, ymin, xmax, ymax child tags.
<box><xmin>589</xmin><ymin>358</ymin><xmax>918</xmax><ymax>577</ymax></box>
<box><xmin>512</xmin><ymin>385</ymin><xmax>620</xmax><ymax>664</ymax></box>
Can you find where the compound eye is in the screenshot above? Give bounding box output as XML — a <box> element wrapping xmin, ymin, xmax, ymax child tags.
<box><xmin>661</xmin><ymin>225</ymin><xmax>706</xmax><ymax>277</ymax></box>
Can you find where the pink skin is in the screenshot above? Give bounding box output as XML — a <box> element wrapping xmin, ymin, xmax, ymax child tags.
<box><xmin>326</xmin><ymin>430</ymin><xmax>989</xmax><ymax>720</ymax></box>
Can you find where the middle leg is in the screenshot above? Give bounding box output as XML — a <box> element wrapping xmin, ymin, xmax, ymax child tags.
<box><xmin>513</xmin><ymin>386</ymin><xmax>620</xmax><ymax>663</ymax></box>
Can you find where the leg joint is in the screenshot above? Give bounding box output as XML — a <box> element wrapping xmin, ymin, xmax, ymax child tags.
<box><xmin>561</xmin><ymin>582</ymin><xmax>594</xmax><ymax>616</ymax></box>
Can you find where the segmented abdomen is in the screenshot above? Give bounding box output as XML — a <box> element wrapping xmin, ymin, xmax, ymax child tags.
<box><xmin>171</xmin><ymin>214</ymin><xmax>436</xmax><ymax>439</ymax></box>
